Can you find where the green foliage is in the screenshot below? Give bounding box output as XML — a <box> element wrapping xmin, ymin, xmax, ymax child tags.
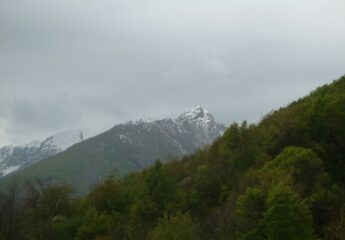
<box><xmin>125</xmin><ymin>160</ymin><xmax>176</xmax><ymax>239</ymax></box>
<box><xmin>1</xmin><ymin>76</ymin><xmax>345</xmax><ymax>239</ymax></box>
<box><xmin>11</xmin><ymin>181</ymin><xmax>78</xmax><ymax>240</ymax></box>
<box><xmin>220</xmin><ymin>122</ymin><xmax>260</xmax><ymax>171</ymax></box>
<box><xmin>147</xmin><ymin>212</ymin><xmax>198</xmax><ymax>240</ymax></box>
<box><xmin>236</xmin><ymin>187</ymin><xmax>266</xmax><ymax>239</ymax></box>
<box><xmin>264</xmin><ymin>147</ymin><xmax>326</xmax><ymax>196</ymax></box>
<box><xmin>75</xmin><ymin>208</ymin><xmax>110</xmax><ymax>240</ymax></box>
<box><xmin>127</xmin><ymin>194</ymin><xmax>160</xmax><ymax>239</ymax></box>
<box><xmin>262</xmin><ymin>184</ymin><xmax>317</xmax><ymax>240</ymax></box>
<box><xmin>144</xmin><ymin>160</ymin><xmax>175</xmax><ymax>211</ymax></box>
<box><xmin>87</xmin><ymin>175</ymin><xmax>129</xmax><ymax>214</ymax></box>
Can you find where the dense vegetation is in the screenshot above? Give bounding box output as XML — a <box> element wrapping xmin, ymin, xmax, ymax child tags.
<box><xmin>1</xmin><ymin>76</ymin><xmax>345</xmax><ymax>240</ymax></box>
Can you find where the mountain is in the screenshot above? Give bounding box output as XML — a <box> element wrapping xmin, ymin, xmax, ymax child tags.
<box><xmin>1</xmin><ymin>77</ymin><xmax>345</xmax><ymax>239</ymax></box>
<box><xmin>1</xmin><ymin>106</ymin><xmax>225</xmax><ymax>193</ymax></box>
<box><xmin>0</xmin><ymin>129</ymin><xmax>88</xmax><ymax>177</ymax></box>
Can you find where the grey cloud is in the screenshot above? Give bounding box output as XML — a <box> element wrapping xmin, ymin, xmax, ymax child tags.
<box><xmin>0</xmin><ymin>0</ymin><xmax>345</xmax><ymax>146</ymax></box>
<box><xmin>0</xmin><ymin>96</ymin><xmax>82</xmax><ymax>145</ymax></box>
<box><xmin>8</xmin><ymin>98</ymin><xmax>81</xmax><ymax>131</ymax></box>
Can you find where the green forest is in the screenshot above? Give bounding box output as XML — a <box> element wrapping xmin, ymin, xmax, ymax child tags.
<box><xmin>1</xmin><ymin>76</ymin><xmax>345</xmax><ymax>240</ymax></box>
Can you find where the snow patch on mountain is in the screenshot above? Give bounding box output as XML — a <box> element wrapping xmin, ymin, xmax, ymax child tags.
<box><xmin>137</xmin><ymin>116</ymin><xmax>154</xmax><ymax>124</ymax></box>
<box><xmin>2</xmin><ymin>165</ymin><xmax>20</xmax><ymax>176</ymax></box>
<box><xmin>111</xmin><ymin>105</ymin><xmax>225</xmax><ymax>159</ymax></box>
<box><xmin>0</xmin><ymin>146</ymin><xmax>14</xmax><ymax>163</ymax></box>
<box><xmin>0</xmin><ymin>106</ymin><xmax>225</xmax><ymax>178</ymax></box>
<box><xmin>42</xmin><ymin>129</ymin><xmax>84</xmax><ymax>151</ymax></box>
<box><xmin>178</xmin><ymin>105</ymin><xmax>213</xmax><ymax>122</ymax></box>
<box><xmin>24</xmin><ymin>140</ymin><xmax>41</xmax><ymax>149</ymax></box>
<box><xmin>0</xmin><ymin>129</ymin><xmax>95</xmax><ymax>177</ymax></box>
<box><xmin>119</xmin><ymin>134</ymin><xmax>132</xmax><ymax>144</ymax></box>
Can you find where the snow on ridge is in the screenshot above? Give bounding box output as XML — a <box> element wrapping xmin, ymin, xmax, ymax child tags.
<box><xmin>119</xmin><ymin>134</ymin><xmax>132</xmax><ymax>144</ymax></box>
<box><xmin>122</xmin><ymin>106</ymin><xmax>216</xmax><ymax>131</ymax></box>
<box><xmin>0</xmin><ymin>129</ymin><xmax>98</xmax><ymax>178</ymax></box>
<box><xmin>1</xmin><ymin>165</ymin><xmax>20</xmax><ymax>176</ymax></box>
<box><xmin>24</xmin><ymin>140</ymin><xmax>42</xmax><ymax>149</ymax></box>
<box><xmin>0</xmin><ymin>146</ymin><xmax>14</xmax><ymax>163</ymax></box>
<box><xmin>137</xmin><ymin>116</ymin><xmax>154</xmax><ymax>124</ymax></box>
<box><xmin>177</xmin><ymin>105</ymin><xmax>215</xmax><ymax>125</ymax></box>
<box><xmin>42</xmin><ymin>129</ymin><xmax>85</xmax><ymax>151</ymax></box>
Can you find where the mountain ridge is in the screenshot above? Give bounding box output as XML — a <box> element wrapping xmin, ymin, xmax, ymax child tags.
<box><xmin>0</xmin><ymin>129</ymin><xmax>91</xmax><ymax>177</ymax></box>
<box><xmin>0</xmin><ymin>106</ymin><xmax>225</xmax><ymax>193</ymax></box>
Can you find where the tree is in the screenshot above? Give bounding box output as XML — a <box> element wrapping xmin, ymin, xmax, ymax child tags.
<box><xmin>76</xmin><ymin>208</ymin><xmax>110</xmax><ymax>240</ymax></box>
<box><xmin>126</xmin><ymin>160</ymin><xmax>175</xmax><ymax>239</ymax></box>
<box><xmin>264</xmin><ymin>147</ymin><xmax>325</xmax><ymax>196</ymax></box>
<box><xmin>235</xmin><ymin>187</ymin><xmax>266</xmax><ymax>240</ymax></box>
<box><xmin>219</xmin><ymin>122</ymin><xmax>260</xmax><ymax>172</ymax></box>
<box><xmin>0</xmin><ymin>183</ymin><xmax>19</xmax><ymax>240</ymax></box>
<box><xmin>148</xmin><ymin>212</ymin><xmax>198</xmax><ymax>240</ymax></box>
<box><xmin>87</xmin><ymin>175</ymin><xmax>129</xmax><ymax>214</ymax></box>
<box><xmin>261</xmin><ymin>184</ymin><xmax>317</xmax><ymax>240</ymax></box>
<box><xmin>144</xmin><ymin>160</ymin><xmax>174</xmax><ymax>211</ymax></box>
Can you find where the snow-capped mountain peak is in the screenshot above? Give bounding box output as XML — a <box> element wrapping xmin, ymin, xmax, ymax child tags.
<box><xmin>176</xmin><ymin>105</ymin><xmax>215</xmax><ymax>125</ymax></box>
<box><xmin>177</xmin><ymin>105</ymin><xmax>215</xmax><ymax>123</ymax></box>
<box><xmin>174</xmin><ymin>106</ymin><xmax>226</xmax><ymax>146</ymax></box>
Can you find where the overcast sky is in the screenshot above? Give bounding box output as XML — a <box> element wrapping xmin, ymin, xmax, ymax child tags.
<box><xmin>1</xmin><ymin>0</ymin><xmax>345</xmax><ymax>146</ymax></box>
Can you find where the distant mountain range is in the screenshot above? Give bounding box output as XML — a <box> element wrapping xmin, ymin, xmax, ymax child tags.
<box><xmin>0</xmin><ymin>129</ymin><xmax>93</xmax><ymax>177</ymax></box>
<box><xmin>0</xmin><ymin>106</ymin><xmax>225</xmax><ymax>193</ymax></box>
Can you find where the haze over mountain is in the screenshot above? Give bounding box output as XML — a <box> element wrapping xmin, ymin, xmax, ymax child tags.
<box><xmin>1</xmin><ymin>106</ymin><xmax>225</xmax><ymax>193</ymax></box>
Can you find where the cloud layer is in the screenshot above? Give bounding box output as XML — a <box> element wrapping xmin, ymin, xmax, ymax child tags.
<box><xmin>1</xmin><ymin>0</ymin><xmax>345</xmax><ymax>146</ymax></box>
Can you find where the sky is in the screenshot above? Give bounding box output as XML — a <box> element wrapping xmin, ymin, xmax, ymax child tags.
<box><xmin>1</xmin><ymin>0</ymin><xmax>345</xmax><ymax>146</ymax></box>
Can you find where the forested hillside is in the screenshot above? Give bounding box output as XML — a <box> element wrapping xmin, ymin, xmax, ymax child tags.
<box><xmin>1</xmin><ymin>76</ymin><xmax>345</xmax><ymax>240</ymax></box>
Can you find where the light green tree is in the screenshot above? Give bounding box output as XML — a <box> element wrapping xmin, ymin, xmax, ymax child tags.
<box><xmin>262</xmin><ymin>184</ymin><xmax>317</xmax><ymax>240</ymax></box>
<box><xmin>148</xmin><ymin>211</ymin><xmax>198</xmax><ymax>240</ymax></box>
